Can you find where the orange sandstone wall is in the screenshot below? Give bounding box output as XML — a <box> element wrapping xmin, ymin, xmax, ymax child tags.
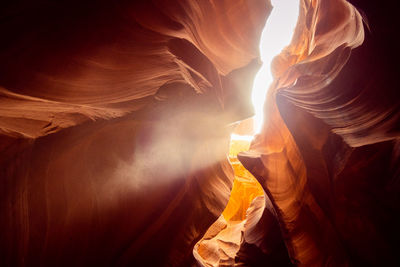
<box><xmin>0</xmin><ymin>0</ymin><xmax>399</xmax><ymax>266</ymax></box>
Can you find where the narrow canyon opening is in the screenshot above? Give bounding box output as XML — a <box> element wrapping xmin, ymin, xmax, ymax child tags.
<box><xmin>194</xmin><ymin>1</ymin><xmax>300</xmax><ymax>265</ymax></box>
<box><xmin>1</xmin><ymin>0</ymin><xmax>399</xmax><ymax>266</ymax></box>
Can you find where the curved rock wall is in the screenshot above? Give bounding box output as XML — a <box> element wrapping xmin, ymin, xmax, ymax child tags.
<box><xmin>0</xmin><ymin>0</ymin><xmax>399</xmax><ymax>266</ymax></box>
<box><xmin>239</xmin><ymin>0</ymin><xmax>399</xmax><ymax>265</ymax></box>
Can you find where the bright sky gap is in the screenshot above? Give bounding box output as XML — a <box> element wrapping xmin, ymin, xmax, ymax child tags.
<box><xmin>232</xmin><ymin>0</ymin><xmax>300</xmax><ymax>141</ymax></box>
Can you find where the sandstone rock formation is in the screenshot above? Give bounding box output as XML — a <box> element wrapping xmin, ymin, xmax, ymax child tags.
<box><xmin>0</xmin><ymin>0</ymin><xmax>398</xmax><ymax>266</ymax></box>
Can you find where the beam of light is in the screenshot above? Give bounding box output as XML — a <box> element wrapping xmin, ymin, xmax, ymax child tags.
<box><xmin>231</xmin><ymin>0</ymin><xmax>300</xmax><ymax>142</ymax></box>
<box><xmin>230</xmin><ymin>133</ymin><xmax>254</xmax><ymax>142</ymax></box>
<box><xmin>252</xmin><ymin>0</ymin><xmax>300</xmax><ymax>134</ymax></box>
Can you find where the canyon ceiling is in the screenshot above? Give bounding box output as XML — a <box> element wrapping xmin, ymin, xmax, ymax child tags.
<box><xmin>0</xmin><ymin>0</ymin><xmax>399</xmax><ymax>266</ymax></box>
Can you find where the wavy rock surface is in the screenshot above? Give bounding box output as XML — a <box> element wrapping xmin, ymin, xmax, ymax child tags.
<box><xmin>0</xmin><ymin>0</ymin><xmax>268</xmax><ymax>138</ymax></box>
<box><xmin>1</xmin><ymin>0</ymin><xmax>399</xmax><ymax>266</ymax></box>
<box><xmin>239</xmin><ymin>0</ymin><xmax>399</xmax><ymax>265</ymax></box>
<box><xmin>0</xmin><ymin>0</ymin><xmax>268</xmax><ymax>266</ymax></box>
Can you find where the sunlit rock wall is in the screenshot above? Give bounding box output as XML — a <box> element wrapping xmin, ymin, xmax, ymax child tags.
<box><xmin>239</xmin><ymin>0</ymin><xmax>399</xmax><ymax>266</ymax></box>
<box><xmin>0</xmin><ymin>0</ymin><xmax>399</xmax><ymax>266</ymax></box>
<box><xmin>0</xmin><ymin>0</ymin><xmax>268</xmax><ymax>266</ymax></box>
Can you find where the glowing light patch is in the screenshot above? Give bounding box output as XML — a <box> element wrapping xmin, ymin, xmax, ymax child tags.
<box><xmin>230</xmin><ymin>134</ymin><xmax>254</xmax><ymax>142</ymax></box>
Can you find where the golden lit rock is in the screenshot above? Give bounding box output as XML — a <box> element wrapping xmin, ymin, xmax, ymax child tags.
<box><xmin>0</xmin><ymin>0</ymin><xmax>399</xmax><ymax>266</ymax></box>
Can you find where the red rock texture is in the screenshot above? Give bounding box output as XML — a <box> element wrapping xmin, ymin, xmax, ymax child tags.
<box><xmin>0</xmin><ymin>0</ymin><xmax>399</xmax><ymax>266</ymax></box>
<box><xmin>0</xmin><ymin>1</ymin><xmax>268</xmax><ymax>266</ymax></box>
<box><xmin>238</xmin><ymin>0</ymin><xmax>399</xmax><ymax>265</ymax></box>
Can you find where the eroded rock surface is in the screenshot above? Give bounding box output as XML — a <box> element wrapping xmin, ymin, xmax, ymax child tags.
<box><xmin>1</xmin><ymin>0</ymin><xmax>399</xmax><ymax>266</ymax></box>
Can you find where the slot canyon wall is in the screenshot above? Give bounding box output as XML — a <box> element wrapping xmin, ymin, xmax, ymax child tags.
<box><xmin>0</xmin><ymin>0</ymin><xmax>399</xmax><ymax>266</ymax></box>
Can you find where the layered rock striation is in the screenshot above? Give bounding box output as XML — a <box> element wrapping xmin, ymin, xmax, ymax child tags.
<box><xmin>0</xmin><ymin>0</ymin><xmax>398</xmax><ymax>266</ymax></box>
